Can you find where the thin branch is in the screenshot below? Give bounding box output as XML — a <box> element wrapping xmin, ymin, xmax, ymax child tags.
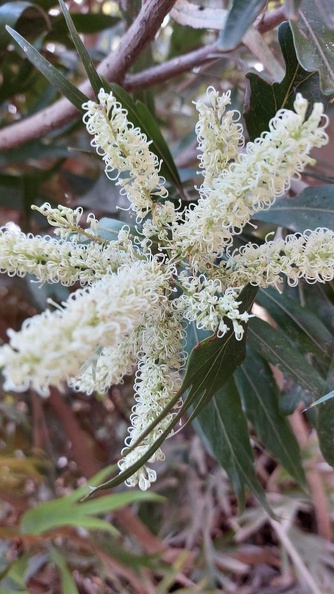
<box><xmin>0</xmin><ymin>0</ymin><xmax>177</xmax><ymax>151</ymax></box>
<box><xmin>0</xmin><ymin>5</ymin><xmax>286</xmax><ymax>151</ymax></box>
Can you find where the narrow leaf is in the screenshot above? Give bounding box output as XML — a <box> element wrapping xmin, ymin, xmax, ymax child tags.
<box><xmin>49</xmin><ymin>548</ymin><xmax>79</xmax><ymax>594</ymax></box>
<box><xmin>235</xmin><ymin>347</ymin><xmax>305</xmax><ymax>485</ymax></box>
<box><xmin>290</xmin><ymin>0</ymin><xmax>334</xmax><ymax>94</ymax></box>
<box><xmin>253</xmin><ymin>185</ymin><xmax>334</xmax><ymax>232</ymax></box>
<box><xmin>317</xmin><ymin>354</ymin><xmax>334</xmax><ymax>466</ymax></box>
<box><xmin>58</xmin><ymin>0</ymin><xmax>103</xmax><ymax>96</ymax></box>
<box><xmin>195</xmin><ymin>377</ymin><xmax>271</xmax><ymax>513</ymax></box>
<box><xmin>248</xmin><ymin>317</ymin><xmax>325</xmax><ymax>397</ymax></box>
<box><xmin>6</xmin><ymin>26</ymin><xmax>88</xmax><ymax>111</ymax></box>
<box><xmin>110</xmin><ymin>83</ymin><xmax>183</xmax><ymax>193</ymax></box>
<box><xmin>218</xmin><ymin>0</ymin><xmax>267</xmax><ymax>51</ymax></box>
<box><xmin>304</xmin><ymin>390</ymin><xmax>334</xmax><ymax>410</ymax></box>
<box><xmin>256</xmin><ymin>288</ymin><xmax>334</xmax><ymax>363</ymax></box>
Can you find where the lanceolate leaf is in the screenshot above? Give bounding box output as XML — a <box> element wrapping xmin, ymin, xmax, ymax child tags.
<box><xmin>290</xmin><ymin>0</ymin><xmax>334</xmax><ymax>94</ymax></box>
<box><xmin>49</xmin><ymin>548</ymin><xmax>79</xmax><ymax>594</ymax></box>
<box><xmin>58</xmin><ymin>0</ymin><xmax>103</xmax><ymax>97</ymax></box>
<box><xmin>194</xmin><ymin>377</ymin><xmax>271</xmax><ymax>513</ymax></box>
<box><xmin>218</xmin><ymin>0</ymin><xmax>266</xmax><ymax>51</ymax></box>
<box><xmin>235</xmin><ymin>347</ymin><xmax>305</xmax><ymax>486</ymax></box>
<box><xmin>253</xmin><ymin>185</ymin><xmax>334</xmax><ymax>232</ymax></box>
<box><xmin>256</xmin><ymin>288</ymin><xmax>334</xmax><ymax>364</ymax></box>
<box><xmin>6</xmin><ymin>26</ymin><xmax>88</xmax><ymax>111</ymax></box>
<box><xmin>244</xmin><ymin>22</ymin><xmax>328</xmax><ymax>141</ymax></box>
<box><xmin>248</xmin><ymin>317</ymin><xmax>325</xmax><ymax>397</ymax></box>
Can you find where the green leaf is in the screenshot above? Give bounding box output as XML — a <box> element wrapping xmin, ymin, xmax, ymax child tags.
<box><xmin>290</xmin><ymin>0</ymin><xmax>334</xmax><ymax>94</ymax></box>
<box><xmin>235</xmin><ymin>346</ymin><xmax>305</xmax><ymax>485</ymax></box>
<box><xmin>194</xmin><ymin>377</ymin><xmax>271</xmax><ymax>513</ymax></box>
<box><xmin>109</xmin><ymin>84</ymin><xmax>183</xmax><ymax>193</ymax></box>
<box><xmin>84</xmin><ymin>285</ymin><xmax>258</xmax><ymax>495</ymax></box>
<box><xmin>6</xmin><ymin>26</ymin><xmax>88</xmax><ymax>111</ymax></box>
<box><xmin>52</xmin><ymin>12</ymin><xmax>120</xmax><ymax>35</ymax></box>
<box><xmin>49</xmin><ymin>548</ymin><xmax>79</xmax><ymax>594</ymax></box>
<box><xmin>317</xmin><ymin>354</ymin><xmax>334</xmax><ymax>466</ymax></box>
<box><xmin>304</xmin><ymin>389</ymin><xmax>334</xmax><ymax>410</ymax></box>
<box><xmin>244</xmin><ymin>22</ymin><xmax>329</xmax><ymax>141</ymax></box>
<box><xmin>218</xmin><ymin>0</ymin><xmax>266</xmax><ymax>50</ymax></box>
<box><xmin>21</xmin><ymin>485</ymin><xmax>159</xmax><ymax>535</ymax></box>
<box><xmin>248</xmin><ymin>317</ymin><xmax>326</xmax><ymax>397</ymax></box>
<box><xmin>96</xmin><ymin>217</ymin><xmax>138</xmax><ymax>242</ymax></box>
<box><xmin>0</xmin><ymin>1</ymin><xmax>49</xmax><ymax>50</ymax></box>
<box><xmin>253</xmin><ymin>185</ymin><xmax>334</xmax><ymax>232</ymax></box>
<box><xmin>58</xmin><ymin>0</ymin><xmax>103</xmax><ymax>96</ymax></box>
<box><xmin>0</xmin><ymin>175</ymin><xmax>24</xmax><ymax>210</ymax></box>
<box><xmin>256</xmin><ymin>287</ymin><xmax>334</xmax><ymax>364</ymax></box>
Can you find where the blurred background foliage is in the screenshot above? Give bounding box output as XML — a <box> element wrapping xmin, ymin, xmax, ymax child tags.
<box><xmin>0</xmin><ymin>0</ymin><xmax>334</xmax><ymax>592</ymax></box>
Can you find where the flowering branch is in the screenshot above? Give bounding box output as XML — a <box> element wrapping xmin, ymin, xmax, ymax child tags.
<box><xmin>0</xmin><ymin>87</ymin><xmax>330</xmax><ymax>490</ymax></box>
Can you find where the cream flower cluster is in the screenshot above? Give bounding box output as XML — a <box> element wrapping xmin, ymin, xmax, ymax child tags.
<box><xmin>82</xmin><ymin>89</ymin><xmax>169</xmax><ymax>221</ymax></box>
<box><xmin>173</xmin><ymin>93</ymin><xmax>328</xmax><ymax>264</ymax></box>
<box><xmin>0</xmin><ymin>87</ymin><xmax>331</xmax><ymax>489</ymax></box>
<box><xmin>0</xmin><ymin>223</ymin><xmax>135</xmax><ymax>286</ymax></box>
<box><xmin>0</xmin><ymin>260</ymin><xmax>170</xmax><ymax>396</ymax></box>
<box><xmin>225</xmin><ymin>228</ymin><xmax>334</xmax><ymax>289</ymax></box>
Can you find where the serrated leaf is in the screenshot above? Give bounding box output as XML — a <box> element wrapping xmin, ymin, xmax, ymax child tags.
<box><xmin>235</xmin><ymin>346</ymin><xmax>305</xmax><ymax>485</ymax></box>
<box><xmin>290</xmin><ymin>0</ymin><xmax>334</xmax><ymax>94</ymax></box>
<box><xmin>109</xmin><ymin>84</ymin><xmax>183</xmax><ymax>193</ymax></box>
<box><xmin>244</xmin><ymin>22</ymin><xmax>329</xmax><ymax>141</ymax></box>
<box><xmin>248</xmin><ymin>317</ymin><xmax>325</xmax><ymax>397</ymax></box>
<box><xmin>256</xmin><ymin>287</ymin><xmax>334</xmax><ymax>364</ymax></box>
<box><xmin>49</xmin><ymin>548</ymin><xmax>79</xmax><ymax>594</ymax></box>
<box><xmin>218</xmin><ymin>0</ymin><xmax>266</xmax><ymax>50</ymax></box>
<box><xmin>6</xmin><ymin>26</ymin><xmax>88</xmax><ymax>111</ymax></box>
<box><xmin>253</xmin><ymin>185</ymin><xmax>334</xmax><ymax>232</ymax></box>
<box><xmin>58</xmin><ymin>0</ymin><xmax>103</xmax><ymax>96</ymax></box>
<box><xmin>194</xmin><ymin>377</ymin><xmax>271</xmax><ymax>513</ymax></box>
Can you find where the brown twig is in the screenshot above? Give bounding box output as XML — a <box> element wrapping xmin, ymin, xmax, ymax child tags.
<box><xmin>0</xmin><ymin>5</ymin><xmax>286</xmax><ymax>151</ymax></box>
<box><xmin>0</xmin><ymin>0</ymin><xmax>177</xmax><ymax>150</ymax></box>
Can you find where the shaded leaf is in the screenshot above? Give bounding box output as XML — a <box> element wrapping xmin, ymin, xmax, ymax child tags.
<box><xmin>0</xmin><ymin>1</ymin><xmax>49</xmax><ymax>50</ymax></box>
<box><xmin>218</xmin><ymin>0</ymin><xmax>266</xmax><ymax>50</ymax></box>
<box><xmin>235</xmin><ymin>346</ymin><xmax>305</xmax><ymax>485</ymax></box>
<box><xmin>248</xmin><ymin>317</ymin><xmax>325</xmax><ymax>397</ymax></box>
<box><xmin>52</xmin><ymin>12</ymin><xmax>120</xmax><ymax>35</ymax></box>
<box><xmin>244</xmin><ymin>22</ymin><xmax>328</xmax><ymax>141</ymax></box>
<box><xmin>195</xmin><ymin>377</ymin><xmax>271</xmax><ymax>513</ymax></box>
<box><xmin>58</xmin><ymin>0</ymin><xmax>103</xmax><ymax>97</ymax></box>
<box><xmin>290</xmin><ymin>0</ymin><xmax>334</xmax><ymax>94</ymax></box>
<box><xmin>256</xmin><ymin>287</ymin><xmax>334</xmax><ymax>364</ymax></box>
<box><xmin>6</xmin><ymin>26</ymin><xmax>88</xmax><ymax>111</ymax></box>
<box><xmin>0</xmin><ymin>175</ymin><xmax>24</xmax><ymax>210</ymax></box>
<box><xmin>253</xmin><ymin>185</ymin><xmax>334</xmax><ymax>232</ymax></box>
<box><xmin>317</xmin><ymin>354</ymin><xmax>334</xmax><ymax>466</ymax></box>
